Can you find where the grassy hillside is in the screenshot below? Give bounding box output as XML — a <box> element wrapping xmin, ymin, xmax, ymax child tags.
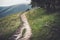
<box><xmin>0</xmin><ymin>13</ymin><xmax>21</xmax><ymax>40</ymax></box>
<box><xmin>26</xmin><ymin>8</ymin><xmax>60</xmax><ymax>40</ymax></box>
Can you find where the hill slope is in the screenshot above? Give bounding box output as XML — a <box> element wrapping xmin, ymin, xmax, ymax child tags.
<box><xmin>0</xmin><ymin>13</ymin><xmax>21</xmax><ymax>40</ymax></box>
<box><xmin>0</xmin><ymin>4</ymin><xmax>31</xmax><ymax>18</ymax></box>
<box><xmin>26</xmin><ymin>8</ymin><xmax>60</xmax><ymax>40</ymax></box>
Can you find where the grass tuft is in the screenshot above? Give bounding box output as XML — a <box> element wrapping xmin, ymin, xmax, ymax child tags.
<box><xmin>0</xmin><ymin>13</ymin><xmax>21</xmax><ymax>40</ymax></box>
<box><xmin>26</xmin><ymin>8</ymin><xmax>60</xmax><ymax>40</ymax></box>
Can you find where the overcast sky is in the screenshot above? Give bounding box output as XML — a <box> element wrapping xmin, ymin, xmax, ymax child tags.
<box><xmin>0</xmin><ymin>0</ymin><xmax>31</xmax><ymax>6</ymax></box>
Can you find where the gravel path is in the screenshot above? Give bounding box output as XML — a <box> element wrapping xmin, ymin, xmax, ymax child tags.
<box><xmin>9</xmin><ymin>12</ymin><xmax>32</xmax><ymax>40</ymax></box>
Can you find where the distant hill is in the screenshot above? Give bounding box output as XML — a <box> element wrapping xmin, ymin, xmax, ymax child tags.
<box><xmin>0</xmin><ymin>4</ymin><xmax>31</xmax><ymax>18</ymax></box>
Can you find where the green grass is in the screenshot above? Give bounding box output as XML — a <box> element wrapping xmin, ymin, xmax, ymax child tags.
<box><xmin>0</xmin><ymin>13</ymin><xmax>21</xmax><ymax>40</ymax></box>
<box><xmin>26</xmin><ymin>8</ymin><xmax>60</xmax><ymax>40</ymax></box>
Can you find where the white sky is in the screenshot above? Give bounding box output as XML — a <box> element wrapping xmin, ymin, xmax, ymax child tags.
<box><xmin>0</xmin><ymin>0</ymin><xmax>31</xmax><ymax>6</ymax></box>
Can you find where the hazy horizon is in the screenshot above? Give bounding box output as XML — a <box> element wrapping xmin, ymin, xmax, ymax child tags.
<box><xmin>0</xmin><ymin>0</ymin><xmax>31</xmax><ymax>6</ymax></box>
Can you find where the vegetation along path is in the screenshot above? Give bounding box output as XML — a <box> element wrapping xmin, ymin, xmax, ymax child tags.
<box><xmin>9</xmin><ymin>12</ymin><xmax>32</xmax><ymax>40</ymax></box>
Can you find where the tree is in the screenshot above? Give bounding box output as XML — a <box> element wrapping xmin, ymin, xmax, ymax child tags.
<box><xmin>31</xmin><ymin>0</ymin><xmax>60</xmax><ymax>12</ymax></box>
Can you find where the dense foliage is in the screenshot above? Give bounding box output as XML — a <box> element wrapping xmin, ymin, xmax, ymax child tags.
<box><xmin>31</xmin><ymin>0</ymin><xmax>60</xmax><ymax>12</ymax></box>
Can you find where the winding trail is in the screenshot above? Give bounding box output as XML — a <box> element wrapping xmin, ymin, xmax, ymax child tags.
<box><xmin>9</xmin><ymin>12</ymin><xmax>32</xmax><ymax>40</ymax></box>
